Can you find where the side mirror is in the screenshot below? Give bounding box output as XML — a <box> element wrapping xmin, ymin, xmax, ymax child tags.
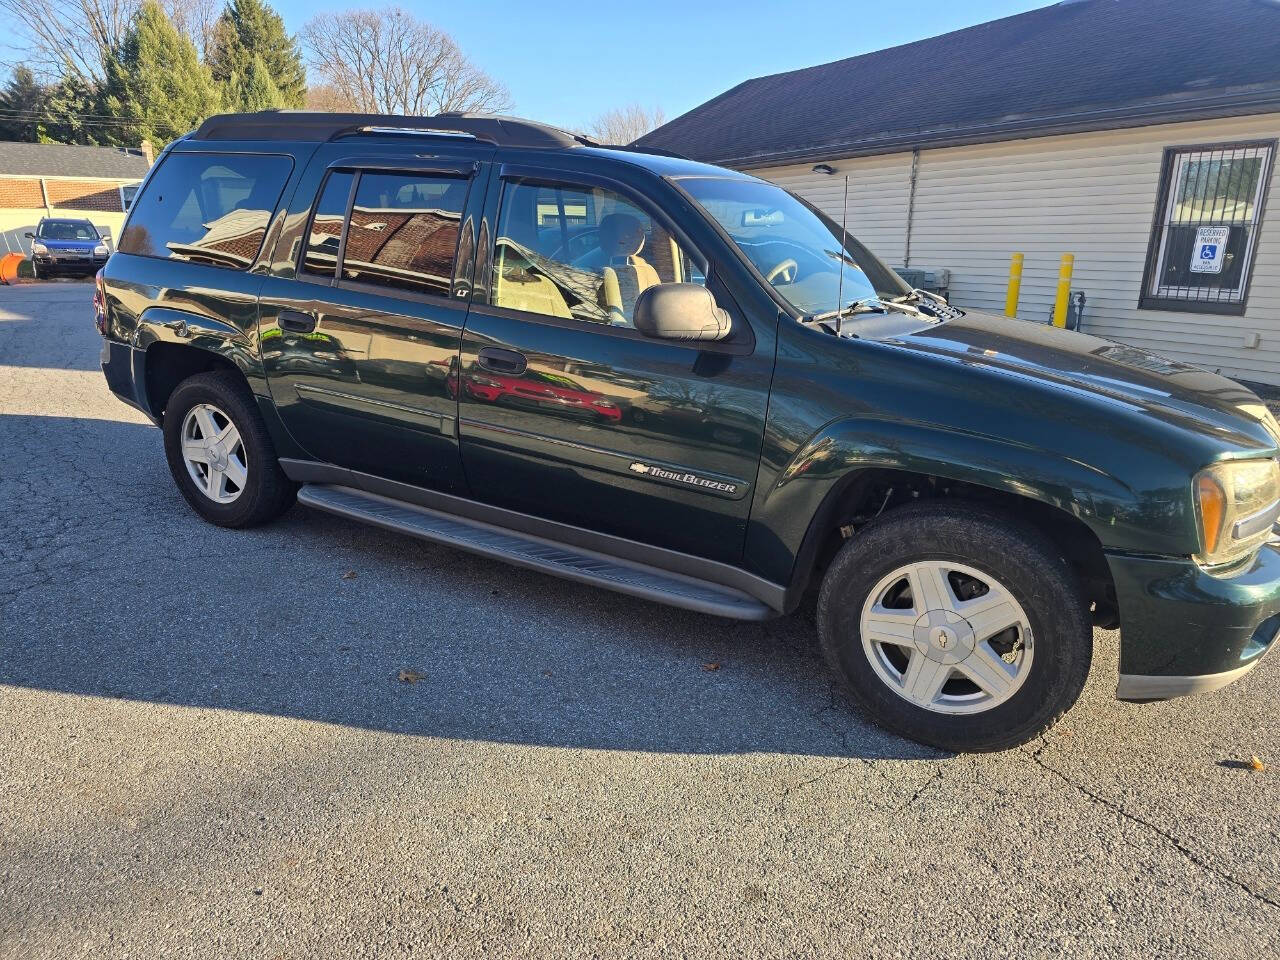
<box><xmin>633</xmin><ymin>283</ymin><xmax>732</xmax><ymax>342</ymax></box>
<box><xmin>23</xmin><ymin>231</ymin><xmax>33</xmax><ymax>239</ymax></box>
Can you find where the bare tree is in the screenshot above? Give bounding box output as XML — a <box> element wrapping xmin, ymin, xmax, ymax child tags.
<box><xmin>301</xmin><ymin>7</ymin><xmax>511</xmax><ymax>116</ymax></box>
<box><xmin>588</xmin><ymin>104</ymin><xmax>666</xmax><ymax>145</ymax></box>
<box><xmin>0</xmin><ymin>0</ymin><xmax>132</xmax><ymax>83</ymax></box>
<box><xmin>305</xmin><ymin>83</ymin><xmax>356</xmax><ymax>112</ymax></box>
<box><xmin>164</xmin><ymin>0</ymin><xmax>220</xmax><ymax>59</ymax></box>
<box><xmin>0</xmin><ymin>0</ymin><xmax>215</xmax><ymax>83</ymax></box>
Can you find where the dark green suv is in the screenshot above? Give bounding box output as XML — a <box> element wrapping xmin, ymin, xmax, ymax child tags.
<box><xmin>98</xmin><ymin>112</ymin><xmax>1280</xmax><ymax>751</ymax></box>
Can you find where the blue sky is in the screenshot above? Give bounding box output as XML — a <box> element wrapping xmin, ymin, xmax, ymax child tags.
<box><xmin>273</xmin><ymin>0</ymin><xmax>1053</xmax><ymax>130</ymax></box>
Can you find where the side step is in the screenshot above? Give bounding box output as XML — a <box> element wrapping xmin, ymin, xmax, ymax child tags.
<box><xmin>297</xmin><ymin>484</ymin><xmax>775</xmax><ymax>621</ymax></box>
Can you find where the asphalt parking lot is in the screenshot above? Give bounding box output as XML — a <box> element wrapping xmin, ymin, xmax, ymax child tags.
<box><xmin>2</xmin><ymin>281</ymin><xmax>1278</xmax><ymax>958</ymax></box>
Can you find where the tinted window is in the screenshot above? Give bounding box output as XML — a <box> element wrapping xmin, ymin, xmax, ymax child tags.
<box><xmin>340</xmin><ymin>172</ymin><xmax>468</xmax><ymax>296</ymax></box>
<box><xmin>302</xmin><ymin>171</ymin><xmax>353</xmax><ymax>278</ymax></box>
<box><xmin>491</xmin><ymin>181</ymin><xmax>703</xmax><ymax>327</ymax></box>
<box><xmin>40</xmin><ymin>220</ymin><xmax>98</xmax><ymax>240</ymax></box>
<box><xmin>119</xmin><ymin>152</ymin><xmax>292</xmax><ymax>269</ymax></box>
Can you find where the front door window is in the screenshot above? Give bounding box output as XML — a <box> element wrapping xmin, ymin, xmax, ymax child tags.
<box><xmin>489</xmin><ymin>180</ymin><xmax>703</xmax><ymax>328</ymax></box>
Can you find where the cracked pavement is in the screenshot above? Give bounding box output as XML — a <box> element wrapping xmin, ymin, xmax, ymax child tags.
<box><xmin>2</xmin><ymin>283</ymin><xmax>1279</xmax><ymax>958</ymax></box>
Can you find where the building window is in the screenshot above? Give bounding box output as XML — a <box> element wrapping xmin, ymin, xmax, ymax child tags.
<box><xmin>119</xmin><ymin>183</ymin><xmax>140</xmax><ymax>211</ymax></box>
<box><xmin>1140</xmin><ymin>140</ymin><xmax>1275</xmax><ymax>315</ymax></box>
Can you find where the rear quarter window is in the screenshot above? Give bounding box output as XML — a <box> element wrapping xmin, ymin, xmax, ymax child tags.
<box><xmin>119</xmin><ymin>152</ymin><xmax>293</xmax><ymax>270</ymax></box>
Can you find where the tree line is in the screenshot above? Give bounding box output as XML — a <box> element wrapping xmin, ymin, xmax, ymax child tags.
<box><xmin>0</xmin><ymin>0</ymin><xmax>511</xmax><ymax>147</ymax></box>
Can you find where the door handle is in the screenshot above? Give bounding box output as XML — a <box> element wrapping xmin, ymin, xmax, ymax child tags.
<box><xmin>476</xmin><ymin>347</ymin><xmax>527</xmax><ymax>376</ymax></box>
<box><xmin>278</xmin><ymin>309</ymin><xmax>317</xmax><ymax>333</ymax></box>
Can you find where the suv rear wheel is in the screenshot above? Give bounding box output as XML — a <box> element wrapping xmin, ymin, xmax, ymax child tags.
<box><xmin>162</xmin><ymin>370</ymin><xmax>296</xmax><ymax>527</ymax></box>
<box><xmin>817</xmin><ymin>502</ymin><xmax>1092</xmax><ymax>752</ymax></box>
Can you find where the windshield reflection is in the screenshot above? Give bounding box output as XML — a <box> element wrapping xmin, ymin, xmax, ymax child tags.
<box><xmin>680</xmin><ymin>176</ymin><xmax>908</xmax><ymax>315</ymax></box>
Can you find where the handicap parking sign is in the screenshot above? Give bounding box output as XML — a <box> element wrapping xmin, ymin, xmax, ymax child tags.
<box><xmin>1190</xmin><ymin>226</ymin><xmax>1229</xmax><ymax>274</ymax></box>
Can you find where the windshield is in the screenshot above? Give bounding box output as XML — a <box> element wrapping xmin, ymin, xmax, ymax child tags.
<box><xmin>680</xmin><ymin>177</ymin><xmax>908</xmax><ymax>316</ymax></box>
<box><xmin>39</xmin><ymin>221</ymin><xmax>97</xmax><ymax>241</ymax></box>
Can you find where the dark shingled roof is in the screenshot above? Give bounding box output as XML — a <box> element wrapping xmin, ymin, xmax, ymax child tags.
<box><xmin>0</xmin><ymin>142</ymin><xmax>149</xmax><ymax>180</ymax></box>
<box><xmin>636</xmin><ymin>0</ymin><xmax>1280</xmax><ymax>168</ymax></box>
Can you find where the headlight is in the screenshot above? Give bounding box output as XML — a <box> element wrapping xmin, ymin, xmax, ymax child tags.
<box><xmin>31</xmin><ymin>242</ymin><xmax>47</xmax><ymax>255</ymax></box>
<box><xmin>94</xmin><ymin>244</ymin><xmax>108</xmax><ymax>256</ymax></box>
<box><xmin>1194</xmin><ymin>458</ymin><xmax>1280</xmax><ymax>567</ymax></box>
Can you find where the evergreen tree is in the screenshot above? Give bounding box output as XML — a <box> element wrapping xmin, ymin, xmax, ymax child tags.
<box><xmin>241</xmin><ymin>55</ymin><xmax>285</xmax><ymax>110</ymax></box>
<box><xmin>207</xmin><ymin>0</ymin><xmax>306</xmax><ymax>110</ymax></box>
<box><xmin>101</xmin><ymin>1</ymin><xmax>222</xmax><ymax>147</ymax></box>
<box><xmin>0</xmin><ymin>68</ymin><xmax>50</xmax><ymax>142</ymax></box>
<box><xmin>222</xmin><ymin>52</ymin><xmax>288</xmax><ymax>112</ymax></box>
<box><xmin>42</xmin><ymin>75</ymin><xmax>106</xmax><ymax>145</ymax></box>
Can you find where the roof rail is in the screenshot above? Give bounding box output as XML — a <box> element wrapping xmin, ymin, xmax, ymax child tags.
<box><xmin>191</xmin><ymin>111</ymin><xmax>587</xmax><ymax>150</ymax></box>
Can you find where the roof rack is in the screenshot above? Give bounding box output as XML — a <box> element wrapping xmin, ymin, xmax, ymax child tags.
<box><xmin>191</xmin><ymin>111</ymin><xmax>587</xmax><ymax>150</ymax></box>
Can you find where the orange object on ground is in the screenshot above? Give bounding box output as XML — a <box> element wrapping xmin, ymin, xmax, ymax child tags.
<box><xmin>0</xmin><ymin>252</ymin><xmax>23</xmax><ymax>284</ymax></box>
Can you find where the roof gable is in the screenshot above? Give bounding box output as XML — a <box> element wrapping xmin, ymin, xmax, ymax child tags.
<box><xmin>636</xmin><ymin>0</ymin><xmax>1280</xmax><ymax>167</ymax></box>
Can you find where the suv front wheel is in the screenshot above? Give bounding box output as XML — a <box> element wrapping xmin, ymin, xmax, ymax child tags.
<box><xmin>817</xmin><ymin>502</ymin><xmax>1092</xmax><ymax>752</ymax></box>
<box><xmin>162</xmin><ymin>369</ymin><xmax>297</xmax><ymax>527</ymax></box>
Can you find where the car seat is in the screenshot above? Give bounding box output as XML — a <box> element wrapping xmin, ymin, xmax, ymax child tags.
<box><xmin>492</xmin><ymin>195</ymin><xmax>573</xmax><ymax>318</ymax></box>
<box><xmin>597</xmin><ymin>213</ymin><xmax>660</xmax><ymax>325</ymax></box>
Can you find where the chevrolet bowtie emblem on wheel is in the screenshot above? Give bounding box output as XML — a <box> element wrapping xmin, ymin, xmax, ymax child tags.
<box><xmin>628</xmin><ymin>461</ymin><xmax>741</xmax><ymax>498</ymax></box>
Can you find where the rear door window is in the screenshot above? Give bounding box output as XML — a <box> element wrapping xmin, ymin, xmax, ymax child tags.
<box><xmin>338</xmin><ymin>172</ymin><xmax>469</xmax><ymax>296</ymax></box>
<box><xmin>119</xmin><ymin>152</ymin><xmax>293</xmax><ymax>269</ymax></box>
<box><xmin>302</xmin><ymin>171</ymin><xmax>354</xmax><ymax>278</ymax></box>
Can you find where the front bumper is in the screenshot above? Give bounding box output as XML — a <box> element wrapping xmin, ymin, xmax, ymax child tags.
<box><xmin>1108</xmin><ymin>544</ymin><xmax>1280</xmax><ymax>701</ymax></box>
<box><xmin>34</xmin><ymin>254</ymin><xmax>108</xmax><ymax>274</ymax></box>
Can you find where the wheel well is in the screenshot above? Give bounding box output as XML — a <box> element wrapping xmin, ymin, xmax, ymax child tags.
<box><xmin>144</xmin><ymin>344</ymin><xmax>243</xmax><ymax>421</ymax></box>
<box><xmin>796</xmin><ymin>468</ymin><xmax>1117</xmax><ymax>627</ymax></box>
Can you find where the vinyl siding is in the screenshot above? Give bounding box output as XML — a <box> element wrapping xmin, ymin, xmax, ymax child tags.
<box><xmin>752</xmin><ymin>113</ymin><xmax>1280</xmax><ymax>386</ymax></box>
<box><xmin>759</xmin><ymin>152</ymin><xmax>914</xmax><ymax>266</ymax></box>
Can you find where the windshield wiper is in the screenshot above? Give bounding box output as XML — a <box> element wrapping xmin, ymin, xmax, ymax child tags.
<box><xmin>889</xmin><ymin>288</ymin><xmax>959</xmax><ymax>319</ymax></box>
<box><xmin>806</xmin><ymin>297</ymin><xmax>886</xmax><ymax>324</ymax></box>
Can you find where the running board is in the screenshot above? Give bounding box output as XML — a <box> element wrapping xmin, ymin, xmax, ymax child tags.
<box><xmin>297</xmin><ymin>484</ymin><xmax>775</xmax><ymax>621</ymax></box>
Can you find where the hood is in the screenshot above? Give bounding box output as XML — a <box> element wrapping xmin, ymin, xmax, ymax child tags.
<box><xmin>885</xmin><ymin>311</ymin><xmax>1279</xmax><ymax>452</ymax></box>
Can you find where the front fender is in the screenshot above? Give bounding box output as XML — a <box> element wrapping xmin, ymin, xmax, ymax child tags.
<box><xmin>744</xmin><ymin>415</ymin><xmax>1146</xmax><ymax>588</ymax></box>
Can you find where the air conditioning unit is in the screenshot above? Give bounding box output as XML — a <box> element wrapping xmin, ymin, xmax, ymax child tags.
<box><xmin>895</xmin><ymin>267</ymin><xmax>950</xmax><ymax>300</ymax></box>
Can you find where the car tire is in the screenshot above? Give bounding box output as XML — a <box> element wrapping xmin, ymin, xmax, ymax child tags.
<box><xmin>816</xmin><ymin>501</ymin><xmax>1092</xmax><ymax>752</ymax></box>
<box><xmin>162</xmin><ymin>369</ymin><xmax>297</xmax><ymax>528</ymax></box>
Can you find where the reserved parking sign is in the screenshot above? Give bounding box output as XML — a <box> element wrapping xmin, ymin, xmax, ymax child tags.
<box><xmin>1190</xmin><ymin>225</ymin><xmax>1230</xmax><ymax>273</ymax></box>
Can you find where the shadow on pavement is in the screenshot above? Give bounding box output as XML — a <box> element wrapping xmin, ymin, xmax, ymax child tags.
<box><xmin>1</xmin><ymin>413</ymin><xmax>941</xmax><ymax>762</ymax></box>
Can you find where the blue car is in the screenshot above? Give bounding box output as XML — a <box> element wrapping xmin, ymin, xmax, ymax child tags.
<box><xmin>26</xmin><ymin>217</ymin><xmax>111</xmax><ymax>279</ymax></box>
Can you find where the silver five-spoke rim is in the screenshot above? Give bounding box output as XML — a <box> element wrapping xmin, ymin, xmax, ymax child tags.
<box><xmin>181</xmin><ymin>403</ymin><xmax>247</xmax><ymax>505</ymax></box>
<box><xmin>859</xmin><ymin>561</ymin><xmax>1034</xmax><ymax>715</ymax></box>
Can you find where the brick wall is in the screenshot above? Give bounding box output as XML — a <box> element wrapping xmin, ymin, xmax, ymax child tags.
<box><xmin>0</xmin><ymin>176</ymin><xmax>128</xmax><ymax>211</ymax></box>
<box><xmin>0</xmin><ymin>178</ymin><xmax>43</xmax><ymax>208</ymax></box>
<box><xmin>45</xmin><ymin>180</ymin><xmax>123</xmax><ymax>212</ymax></box>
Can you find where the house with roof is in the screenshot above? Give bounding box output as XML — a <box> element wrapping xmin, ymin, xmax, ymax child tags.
<box><xmin>0</xmin><ymin>142</ymin><xmax>152</xmax><ymax>257</ymax></box>
<box><xmin>638</xmin><ymin>0</ymin><xmax>1280</xmax><ymax>387</ymax></box>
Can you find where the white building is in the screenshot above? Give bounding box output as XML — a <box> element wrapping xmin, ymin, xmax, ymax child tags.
<box><xmin>639</xmin><ymin>0</ymin><xmax>1280</xmax><ymax>387</ymax></box>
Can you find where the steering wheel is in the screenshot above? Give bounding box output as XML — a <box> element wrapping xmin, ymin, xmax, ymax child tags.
<box><xmin>765</xmin><ymin>258</ymin><xmax>799</xmax><ymax>284</ymax></box>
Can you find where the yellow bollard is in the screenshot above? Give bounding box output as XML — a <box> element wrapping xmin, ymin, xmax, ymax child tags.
<box><xmin>1004</xmin><ymin>253</ymin><xmax>1024</xmax><ymax>318</ymax></box>
<box><xmin>1052</xmin><ymin>254</ymin><xmax>1074</xmax><ymax>328</ymax></box>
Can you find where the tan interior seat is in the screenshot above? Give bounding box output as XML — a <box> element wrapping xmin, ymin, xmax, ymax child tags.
<box><xmin>493</xmin><ymin>243</ymin><xmax>572</xmax><ymax>318</ymax></box>
<box><xmin>596</xmin><ymin>214</ymin><xmax>661</xmax><ymax>325</ymax></box>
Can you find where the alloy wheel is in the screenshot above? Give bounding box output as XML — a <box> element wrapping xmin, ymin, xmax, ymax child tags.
<box><xmin>180</xmin><ymin>403</ymin><xmax>248</xmax><ymax>504</ymax></box>
<box><xmin>859</xmin><ymin>560</ymin><xmax>1034</xmax><ymax>715</ymax></box>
